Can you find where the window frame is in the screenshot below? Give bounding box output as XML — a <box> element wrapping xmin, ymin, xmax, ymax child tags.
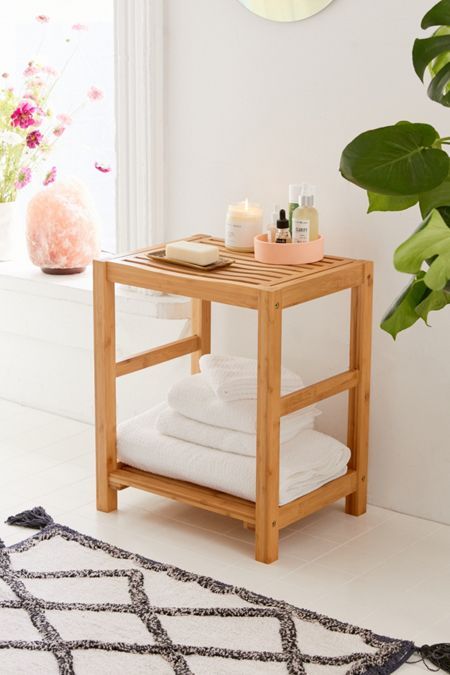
<box><xmin>114</xmin><ymin>0</ymin><xmax>165</xmax><ymax>252</ymax></box>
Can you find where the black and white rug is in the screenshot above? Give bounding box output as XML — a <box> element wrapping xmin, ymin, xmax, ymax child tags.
<box><xmin>0</xmin><ymin>510</ymin><xmax>417</xmax><ymax>674</ymax></box>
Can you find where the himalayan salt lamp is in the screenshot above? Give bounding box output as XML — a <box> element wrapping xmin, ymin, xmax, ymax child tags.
<box><xmin>26</xmin><ymin>179</ymin><xmax>100</xmax><ymax>274</ymax></box>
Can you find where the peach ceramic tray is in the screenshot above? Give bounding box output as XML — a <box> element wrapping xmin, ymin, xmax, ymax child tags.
<box><xmin>254</xmin><ymin>233</ymin><xmax>324</xmax><ymax>265</ymax></box>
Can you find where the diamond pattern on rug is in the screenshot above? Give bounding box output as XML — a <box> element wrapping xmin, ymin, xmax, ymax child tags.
<box><xmin>0</xmin><ymin>523</ymin><xmax>415</xmax><ymax>674</ymax></box>
<box><xmin>46</xmin><ymin>608</ymin><xmax>158</xmax><ymax>645</ymax></box>
<box><xmin>185</xmin><ymin>655</ymin><xmax>289</xmax><ymax>674</ymax></box>
<box><xmin>23</xmin><ymin>574</ymin><xmax>132</xmax><ymax>604</ymax></box>
<box><xmin>0</xmin><ymin>608</ymin><xmax>43</xmax><ymax>641</ymax></box>
<box><xmin>0</xmin><ymin>648</ymin><xmax>60</xmax><ymax>675</ymax></box>
<box><xmin>72</xmin><ymin>650</ymin><xmax>176</xmax><ymax>675</ymax></box>
<box><xmin>159</xmin><ymin>614</ymin><xmax>283</xmax><ymax>651</ymax></box>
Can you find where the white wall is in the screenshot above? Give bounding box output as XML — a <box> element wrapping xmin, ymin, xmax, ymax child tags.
<box><xmin>165</xmin><ymin>0</ymin><xmax>450</xmax><ymax>523</ymax></box>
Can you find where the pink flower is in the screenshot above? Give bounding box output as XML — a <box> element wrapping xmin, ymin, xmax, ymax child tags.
<box><xmin>56</xmin><ymin>113</ymin><xmax>72</xmax><ymax>126</ymax></box>
<box><xmin>43</xmin><ymin>166</ymin><xmax>57</xmax><ymax>186</ymax></box>
<box><xmin>72</xmin><ymin>23</ymin><xmax>88</xmax><ymax>31</ymax></box>
<box><xmin>10</xmin><ymin>101</ymin><xmax>36</xmax><ymax>129</ymax></box>
<box><xmin>95</xmin><ymin>162</ymin><xmax>111</xmax><ymax>173</ymax></box>
<box><xmin>1</xmin><ymin>72</ymin><xmax>9</xmax><ymax>79</ymax></box>
<box><xmin>53</xmin><ymin>126</ymin><xmax>65</xmax><ymax>137</ymax></box>
<box><xmin>87</xmin><ymin>86</ymin><xmax>103</xmax><ymax>102</ymax></box>
<box><xmin>26</xmin><ymin>130</ymin><xmax>43</xmax><ymax>148</ymax></box>
<box><xmin>36</xmin><ymin>15</ymin><xmax>49</xmax><ymax>23</ymax></box>
<box><xmin>28</xmin><ymin>106</ymin><xmax>45</xmax><ymax>126</ymax></box>
<box><xmin>16</xmin><ymin>167</ymin><xmax>32</xmax><ymax>189</ymax></box>
<box><xmin>24</xmin><ymin>63</ymin><xmax>39</xmax><ymax>77</ymax></box>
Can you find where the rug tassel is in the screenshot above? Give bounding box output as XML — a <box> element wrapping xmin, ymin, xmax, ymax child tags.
<box><xmin>6</xmin><ymin>506</ymin><xmax>54</xmax><ymax>530</ymax></box>
<box><xmin>416</xmin><ymin>644</ymin><xmax>450</xmax><ymax>673</ymax></box>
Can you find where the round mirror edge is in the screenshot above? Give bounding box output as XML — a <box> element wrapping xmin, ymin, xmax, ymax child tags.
<box><xmin>236</xmin><ymin>0</ymin><xmax>336</xmax><ymax>23</ymax></box>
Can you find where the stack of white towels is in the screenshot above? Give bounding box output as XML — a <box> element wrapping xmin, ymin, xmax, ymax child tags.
<box><xmin>118</xmin><ymin>355</ymin><xmax>351</xmax><ymax>505</ymax></box>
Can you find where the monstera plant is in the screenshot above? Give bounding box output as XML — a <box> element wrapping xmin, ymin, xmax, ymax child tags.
<box><xmin>340</xmin><ymin>0</ymin><xmax>450</xmax><ymax>338</ymax></box>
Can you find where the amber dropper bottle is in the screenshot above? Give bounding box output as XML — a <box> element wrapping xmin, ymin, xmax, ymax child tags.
<box><xmin>275</xmin><ymin>209</ymin><xmax>291</xmax><ymax>244</ymax></box>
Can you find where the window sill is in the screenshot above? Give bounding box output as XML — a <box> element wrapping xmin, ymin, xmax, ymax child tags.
<box><xmin>0</xmin><ymin>257</ymin><xmax>191</xmax><ymax>320</ymax></box>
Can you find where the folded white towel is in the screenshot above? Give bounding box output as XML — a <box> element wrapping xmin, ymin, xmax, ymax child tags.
<box><xmin>167</xmin><ymin>373</ymin><xmax>320</xmax><ymax>441</ymax></box>
<box><xmin>200</xmin><ymin>354</ymin><xmax>304</xmax><ymax>401</ymax></box>
<box><xmin>156</xmin><ymin>406</ymin><xmax>315</xmax><ymax>457</ymax></box>
<box><xmin>118</xmin><ymin>403</ymin><xmax>351</xmax><ymax>505</ymax></box>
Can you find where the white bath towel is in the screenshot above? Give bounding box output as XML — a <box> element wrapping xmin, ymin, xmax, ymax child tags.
<box><xmin>200</xmin><ymin>354</ymin><xmax>304</xmax><ymax>401</ymax></box>
<box><xmin>118</xmin><ymin>403</ymin><xmax>350</xmax><ymax>505</ymax></box>
<box><xmin>167</xmin><ymin>373</ymin><xmax>320</xmax><ymax>441</ymax></box>
<box><xmin>156</xmin><ymin>406</ymin><xmax>315</xmax><ymax>457</ymax></box>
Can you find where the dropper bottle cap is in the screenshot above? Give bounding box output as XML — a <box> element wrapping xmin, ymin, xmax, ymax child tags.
<box><xmin>276</xmin><ymin>209</ymin><xmax>289</xmax><ymax>229</ymax></box>
<box><xmin>300</xmin><ymin>183</ymin><xmax>315</xmax><ymax>207</ymax></box>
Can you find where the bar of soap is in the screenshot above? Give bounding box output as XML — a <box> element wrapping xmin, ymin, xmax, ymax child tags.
<box><xmin>165</xmin><ymin>240</ymin><xmax>219</xmax><ymax>266</ymax></box>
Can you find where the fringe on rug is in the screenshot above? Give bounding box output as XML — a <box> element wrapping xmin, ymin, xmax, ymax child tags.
<box><xmin>6</xmin><ymin>506</ymin><xmax>54</xmax><ymax>530</ymax></box>
<box><xmin>410</xmin><ymin>643</ymin><xmax>450</xmax><ymax>673</ymax></box>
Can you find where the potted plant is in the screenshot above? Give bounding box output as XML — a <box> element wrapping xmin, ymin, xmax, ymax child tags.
<box><xmin>340</xmin><ymin>0</ymin><xmax>450</xmax><ymax>337</ymax></box>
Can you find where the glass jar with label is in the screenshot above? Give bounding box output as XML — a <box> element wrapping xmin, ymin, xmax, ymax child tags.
<box><xmin>225</xmin><ymin>200</ymin><xmax>263</xmax><ymax>252</ymax></box>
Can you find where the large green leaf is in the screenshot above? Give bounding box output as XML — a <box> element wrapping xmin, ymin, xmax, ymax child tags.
<box><xmin>421</xmin><ymin>0</ymin><xmax>450</xmax><ymax>29</ymax></box>
<box><xmin>367</xmin><ymin>192</ymin><xmax>418</xmax><ymax>213</ymax></box>
<box><xmin>428</xmin><ymin>61</ymin><xmax>450</xmax><ymax>105</ymax></box>
<box><xmin>380</xmin><ymin>273</ymin><xmax>431</xmax><ymax>338</ymax></box>
<box><xmin>428</xmin><ymin>26</ymin><xmax>450</xmax><ymax>79</ymax></box>
<box><xmin>415</xmin><ymin>285</ymin><xmax>450</xmax><ymax>321</ymax></box>
<box><xmin>438</xmin><ymin>205</ymin><xmax>450</xmax><ymax>224</ymax></box>
<box><xmin>419</xmin><ymin>171</ymin><xmax>450</xmax><ymax>216</ymax></box>
<box><xmin>394</xmin><ymin>208</ymin><xmax>450</xmax><ymax>290</ymax></box>
<box><xmin>414</xmin><ymin>3</ymin><xmax>450</xmax><ymax>106</ymax></box>
<box><xmin>340</xmin><ymin>123</ymin><xmax>449</xmax><ymax>195</ymax></box>
<box><xmin>381</xmin><ymin>271</ymin><xmax>450</xmax><ymax>338</ymax></box>
<box><xmin>413</xmin><ymin>35</ymin><xmax>450</xmax><ymax>80</ymax></box>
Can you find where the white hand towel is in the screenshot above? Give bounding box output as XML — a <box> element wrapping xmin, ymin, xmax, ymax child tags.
<box><xmin>156</xmin><ymin>406</ymin><xmax>315</xmax><ymax>457</ymax></box>
<box><xmin>118</xmin><ymin>403</ymin><xmax>351</xmax><ymax>505</ymax></box>
<box><xmin>167</xmin><ymin>373</ymin><xmax>320</xmax><ymax>441</ymax></box>
<box><xmin>200</xmin><ymin>354</ymin><xmax>304</xmax><ymax>401</ymax></box>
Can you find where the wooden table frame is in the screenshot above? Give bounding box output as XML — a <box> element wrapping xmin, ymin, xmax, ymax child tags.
<box><xmin>94</xmin><ymin>235</ymin><xmax>373</xmax><ymax>564</ymax></box>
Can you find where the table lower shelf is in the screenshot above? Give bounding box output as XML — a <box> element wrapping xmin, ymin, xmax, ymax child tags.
<box><xmin>108</xmin><ymin>464</ymin><xmax>358</xmax><ymax>529</ymax></box>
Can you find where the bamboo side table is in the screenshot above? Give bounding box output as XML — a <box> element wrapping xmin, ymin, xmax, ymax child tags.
<box><xmin>93</xmin><ymin>235</ymin><xmax>373</xmax><ymax>564</ymax></box>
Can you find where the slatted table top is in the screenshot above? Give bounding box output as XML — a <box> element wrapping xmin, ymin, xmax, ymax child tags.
<box><xmin>106</xmin><ymin>234</ymin><xmax>365</xmax><ymax>309</ymax></box>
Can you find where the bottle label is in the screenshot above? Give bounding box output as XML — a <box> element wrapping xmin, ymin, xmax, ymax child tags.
<box><xmin>292</xmin><ymin>218</ymin><xmax>310</xmax><ymax>243</ymax></box>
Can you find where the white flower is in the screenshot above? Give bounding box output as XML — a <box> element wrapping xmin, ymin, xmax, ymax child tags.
<box><xmin>0</xmin><ymin>131</ymin><xmax>23</xmax><ymax>147</ymax></box>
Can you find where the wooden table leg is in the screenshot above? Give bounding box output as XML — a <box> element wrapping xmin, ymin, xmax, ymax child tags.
<box><xmin>346</xmin><ymin>262</ymin><xmax>373</xmax><ymax>516</ymax></box>
<box><xmin>255</xmin><ymin>292</ymin><xmax>282</xmax><ymax>563</ymax></box>
<box><xmin>191</xmin><ymin>299</ymin><xmax>211</xmax><ymax>374</ymax></box>
<box><xmin>94</xmin><ymin>260</ymin><xmax>118</xmax><ymax>512</ymax></box>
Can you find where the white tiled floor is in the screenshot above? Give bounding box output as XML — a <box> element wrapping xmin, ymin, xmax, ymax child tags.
<box><xmin>0</xmin><ymin>398</ymin><xmax>449</xmax><ymax>673</ymax></box>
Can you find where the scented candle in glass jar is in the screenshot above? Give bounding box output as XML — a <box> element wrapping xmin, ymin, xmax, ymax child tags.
<box><xmin>225</xmin><ymin>199</ymin><xmax>263</xmax><ymax>252</ymax></box>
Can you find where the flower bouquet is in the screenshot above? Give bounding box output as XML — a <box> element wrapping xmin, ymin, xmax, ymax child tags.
<box><xmin>0</xmin><ymin>15</ymin><xmax>106</xmax><ymax>262</ymax></box>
